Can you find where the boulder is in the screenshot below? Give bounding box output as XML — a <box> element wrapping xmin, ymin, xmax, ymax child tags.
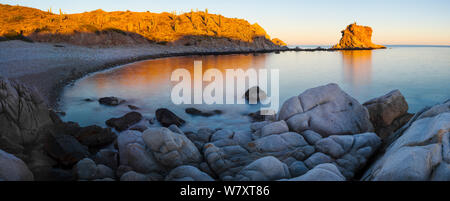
<box><xmin>98</xmin><ymin>97</ymin><xmax>124</xmax><ymax>106</ymax></box>
<box><xmin>260</xmin><ymin>121</ymin><xmax>289</xmax><ymax>137</ymax></box>
<box><xmin>120</xmin><ymin>171</ymin><xmax>162</xmax><ymax>181</ymax></box>
<box><xmin>364</xmin><ymin>90</ymin><xmax>409</xmax><ymax>127</ymax></box>
<box><xmin>155</xmin><ymin>108</ymin><xmax>186</xmax><ymax>127</ymax></box>
<box><xmin>44</xmin><ymin>134</ymin><xmax>90</xmax><ymax>166</ymax></box>
<box><xmin>116</xmin><ymin>130</ymin><xmax>162</xmax><ymax>173</ymax></box>
<box><xmin>0</xmin><ymin>78</ymin><xmax>53</xmax><ymax>167</ymax></box>
<box><xmin>279</xmin><ymin>83</ymin><xmax>373</xmax><ymax>137</ymax></box>
<box><xmin>117</xmin><ymin>130</ymin><xmax>144</xmax><ymax>166</ymax></box>
<box><xmin>165</xmin><ymin>165</ymin><xmax>214</xmax><ymax>181</ymax></box>
<box><xmin>75</xmin><ymin>158</ymin><xmax>114</xmax><ymax>180</ymax></box>
<box><xmin>362</xmin><ymin>108</ymin><xmax>450</xmax><ymax>181</ymax></box>
<box><xmin>185</xmin><ymin>108</ymin><xmax>222</xmax><ymax>117</ymax></box>
<box><xmin>288</xmin><ymin>161</ymin><xmax>309</xmax><ymax>177</ymax></box>
<box><xmin>73</xmin><ymin>125</ymin><xmax>117</xmax><ymax>147</ymax></box>
<box><xmin>283</xmin><ymin>163</ymin><xmax>345</xmax><ymax>181</ymax></box>
<box><xmin>106</xmin><ymin>112</ymin><xmax>142</xmax><ymax>132</ymax></box>
<box><xmin>74</xmin><ymin>158</ymin><xmax>97</xmax><ymax>180</ymax></box>
<box><xmin>124</xmin><ymin>142</ymin><xmax>162</xmax><ymax>174</ymax></box>
<box><xmin>143</xmin><ymin>127</ymin><xmax>202</xmax><ymax>168</ymax></box>
<box><xmin>0</xmin><ymin>149</ymin><xmax>34</xmax><ymax>181</ymax></box>
<box><xmin>364</xmin><ymin>90</ymin><xmax>411</xmax><ymax>140</ymax></box>
<box><xmin>185</xmin><ymin>128</ymin><xmax>215</xmax><ymax>150</ymax></box>
<box><xmin>235</xmin><ymin>156</ymin><xmax>290</xmax><ymax>181</ymax></box>
<box><xmin>129</xmin><ymin>125</ymin><xmax>148</xmax><ymax>132</ymax></box>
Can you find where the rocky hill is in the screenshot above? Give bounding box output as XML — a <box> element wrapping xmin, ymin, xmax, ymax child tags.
<box><xmin>0</xmin><ymin>4</ymin><xmax>286</xmax><ymax>47</ymax></box>
<box><xmin>332</xmin><ymin>23</ymin><xmax>385</xmax><ymax>49</ymax></box>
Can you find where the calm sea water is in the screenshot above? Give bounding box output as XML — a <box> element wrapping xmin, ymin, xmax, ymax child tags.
<box><xmin>59</xmin><ymin>46</ymin><xmax>450</xmax><ymax>131</ymax></box>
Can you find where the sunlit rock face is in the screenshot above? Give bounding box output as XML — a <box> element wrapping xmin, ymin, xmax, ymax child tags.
<box><xmin>332</xmin><ymin>23</ymin><xmax>385</xmax><ymax>49</ymax></box>
<box><xmin>271</xmin><ymin>38</ymin><xmax>287</xmax><ymax>46</ymax></box>
<box><xmin>0</xmin><ymin>4</ymin><xmax>283</xmax><ymax>48</ymax></box>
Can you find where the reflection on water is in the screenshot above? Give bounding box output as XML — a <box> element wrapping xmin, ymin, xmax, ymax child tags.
<box><xmin>342</xmin><ymin>50</ymin><xmax>372</xmax><ymax>88</ymax></box>
<box><xmin>61</xmin><ymin>54</ymin><xmax>270</xmax><ymax>131</ymax></box>
<box><xmin>60</xmin><ymin>47</ymin><xmax>450</xmax><ymax>131</ymax></box>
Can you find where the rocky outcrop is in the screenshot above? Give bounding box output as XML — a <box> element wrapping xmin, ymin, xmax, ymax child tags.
<box><xmin>0</xmin><ymin>77</ymin><xmax>120</xmax><ymax>180</ymax></box>
<box><xmin>106</xmin><ymin>112</ymin><xmax>143</xmax><ymax>132</ymax></box>
<box><xmin>278</xmin><ymin>83</ymin><xmax>374</xmax><ymax>137</ymax></box>
<box><xmin>332</xmin><ymin>23</ymin><xmax>385</xmax><ymax>49</ymax></box>
<box><xmin>143</xmin><ymin>127</ymin><xmax>202</xmax><ymax>169</ymax></box>
<box><xmin>155</xmin><ymin>108</ymin><xmax>186</xmax><ymax>127</ymax></box>
<box><xmin>0</xmin><ymin>78</ymin><xmax>53</xmax><ymax>157</ymax></box>
<box><xmin>282</xmin><ymin>163</ymin><xmax>345</xmax><ymax>181</ymax></box>
<box><xmin>362</xmin><ymin>100</ymin><xmax>450</xmax><ymax>181</ymax></box>
<box><xmin>75</xmin><ymin>158</ymin><xmax>115</xmax><ymax>181</ymax></box>
<box><xmin>235</xmin><ymin>156</ymin><xmax>291</xmax><ymax>181</ymax></box>
<box><xmin>363</xmin><ymin>90</ymin><xmax>413</xmax><ymax>140</ymax></box>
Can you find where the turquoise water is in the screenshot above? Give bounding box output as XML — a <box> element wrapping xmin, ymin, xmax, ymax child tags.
<box><xmin>59</xmin><ymin>46</ymin><xmax>450</xmax><ymax>131</ymax></box>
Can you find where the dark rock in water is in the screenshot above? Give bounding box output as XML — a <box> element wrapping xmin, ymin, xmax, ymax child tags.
<box><xmin>155</xmin><ymin>108</ymin><xmax>186</xmax><ymax>127</ymax></box>
<box><xmin>129</xmin><ymin>125</ymin><xmax>148</xmax><ymax>132</ymax></box>
<box><xmin>84</xmin><ymin>98</ymin><xmax>95</xmax><ymax>102</ymax></box>
<box><xmin>128</xmin><ymin>105</ymin><xmax>139</xmax><ymax>110</ymax></box>
<box><xmin>244</xmin><ymin>86</ymin><xmax>267</xmax><ymax>103</ymax></box>
<box><xmin>73</xmin><ymin>125</ymin><xmax>117</xmax><ymax>147</ymax></box>
<box><xmin>44</xmin><ymin>134</ymin><xmax>90</xmax><ymax>166</ymax></box>
<box><xmin>106</xmin><ymin>112</ymin><xmax>143</xmax><ymax>132</ymax></box>
<box><xmin>185</xmin><ymin>108</ymin><xmax>223</xmax><ymax>117</ymax></box>
<box><xmin>99</xmin><ymin>97</ymin><xmax>124</xmax><ymax>106</ymax></box>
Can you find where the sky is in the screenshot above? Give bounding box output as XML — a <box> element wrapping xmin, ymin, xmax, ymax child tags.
<box><xmin>2</xmin><ymin>0</ymin><xmax>450</xmax><ymax>45</ymax></box>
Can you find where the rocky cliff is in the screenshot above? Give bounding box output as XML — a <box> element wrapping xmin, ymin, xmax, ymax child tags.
<box><xmin>332</xmin><ymin>23</ymin><xmax>385</xmax><ymax>50</ymax></box>
<box><xmin>0</xmin><ymin>4</ymin><xmax>282</xmax><ymax>48</ymax></box>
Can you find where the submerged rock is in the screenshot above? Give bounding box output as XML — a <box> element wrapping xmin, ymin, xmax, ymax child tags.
<box><xmin>279</xmin><ymin>83</ymin><xmax>373</xmax><ymax>137</ymax></box>
<box><xmin>185</xmin><ymin>108</ymin><xmax>222</xmax><ymax>117</ymax></box>
<box><xmin>332</xmin><ymin>23</ymin><xmax>385</xmax><ymax>49</ymax></box>
<box><xmin>98</xmin><ymin>97</ymin><xmax>124</xmax><ymax>106</ymax></box>
<box><xmin>155</xmin><ymin>108</ymin><xmax>186</xmax><ymax>127</ymax></box>
<box><xmin>106</xmin><ymin>112</ymin><xmax>142</xmax><ymax>132</ymax></box>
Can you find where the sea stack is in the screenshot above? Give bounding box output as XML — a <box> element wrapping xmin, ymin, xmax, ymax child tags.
<box><xmin>332</xmin><ymin>23</ymin><xmax>385</xmax><ymax>50</ymax></box>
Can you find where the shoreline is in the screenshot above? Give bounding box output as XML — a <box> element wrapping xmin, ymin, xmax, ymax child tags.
<box><xmin>0</xmin><ymin>40</ymin><xmax>383</xmax><ymax>110</ymax></box>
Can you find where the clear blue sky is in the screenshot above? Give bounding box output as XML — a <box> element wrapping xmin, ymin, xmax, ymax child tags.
<box><xmin>3</xmin><ymin>0</ymin><xmax>450</xmax><ymax>45</ymax></box>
